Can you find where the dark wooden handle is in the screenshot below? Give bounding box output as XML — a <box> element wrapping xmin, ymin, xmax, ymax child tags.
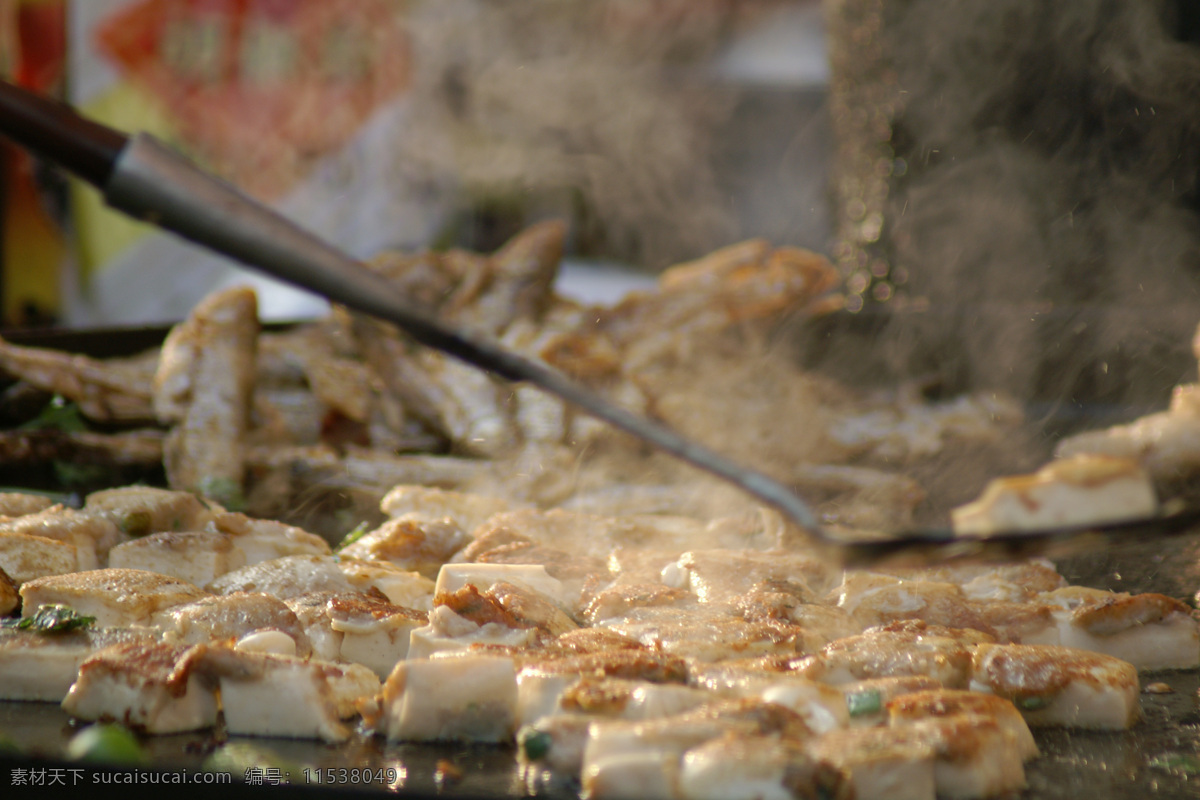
<box><xmin>0</xmin><ymin>81</ymin><xmax>128</xmax><ymax>187</ymax></box>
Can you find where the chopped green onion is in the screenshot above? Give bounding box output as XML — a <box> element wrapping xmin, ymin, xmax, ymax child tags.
<box><xmin>66</xmin><ymin>724</ymin><xmax>148</xmax><ymax>765</ymax></box>
<box><xmin>1014</xmin><ymin>695</ymin><xmax>1050</xmax><ymax>711</ymax></box>
<box><xmin>517</xmin><ymin>726</ymin><xmax>552</xmax><ymax>761</ymax></box>
<box><xmin>846</xmin><ymin>689</ymin><xmax>883</xmax><ymax>717</ymax></box>
<box><xmin>1</xmin><ymin>604</ymin><xmax>95</xmax><ymax>634</ymax></box>
<box><xmin>119</xmin><ymin>510</ymin><xmax>154</xmax><ymax>538</ymax></box>
<box><xmin>334</xmin><ymin>522</ymin><xmax>370</xmax><ymax>552</ymax></box>
<box><xmin>198</xmin><ymin>477</ymin><xmax>245</xmax><ymax>511</ymax></box>
<box><xmin>20</xmin><ymin>396</ymin><xmax>87</xmax><ymax>433</ymax></box>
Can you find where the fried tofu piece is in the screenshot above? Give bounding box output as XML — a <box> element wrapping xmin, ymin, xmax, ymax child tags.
<box><xmin>886</xmin><ymin>689</ymin><xmax>1037</xmax><ymax>761</ymax></box>
<box><xmin>883</xmin><ymin>561</ymin><xmax>1066</xmax><ymax>603</ymax></box>
<box><xmin>0</xmin><ymin>507</ymin><xmax>123</xmax><ymax>570</ymax></box>
<box><xmin>1028</xmin><ymin>587</ymin><xmax>1200</xmax><ymax>670</ymax></box>
<box><xmin>207</xmin><ymin>555</ymin><xmax>354</xmax><ymax>599</ymax></box>
<box><xmin>970</xmin><ymin>643</ymin><xmax>1140</xmax><ymax>729</ymax></box>
<box><xmin>902</xmin><ymin>715</ymin><xmax>1027</xmax><ymax>799</ymax></box>
<box><xmin>20</xmin><ymin>569</ymin><xmax>208</xmax><ymax>627</ymax></box>
<box><xmin>407</xmin><ymin>603</ymin><xmax>541</xmax><ymax>660</ymax></box>
<box><xmin>664</xmin><ymin>548</ymin><xmax>837</xmax><ymax>605</ymax></box>
<box><xmin>208</xmin><ymin>512</ymin><xmax>331</xmax><ymax>565</ymax></box>
<box><xmin>62</xmin><ymin>642</ymin><xmax>218</xmax><ymax>734</ymax></box>
<box><xmin>0</xmin><ymin>492</ymin><xmax>55</xmax><ymax>518</ymax></box>
<box><xmin>340</xmin><ymin>514</ymin><xmax>469</xmax><ymax>579</ymax></box>
<box><xmin>797</xmin><ymin>624</ymin><xmax>978</xmax><ymax>688</ymax></box>
<box><xmin>378</xmin><ymin>485</ymin><xmax>519</xmax><ymax>530</ymax></box>
<box><xmin>581</xmin><ymin>582</ymin><xmax>695</xmax><ymax>626</ymax></box>
<box><xmin>951</xmin><ymin>455</ymin><xmax>1157</xmax><ymax>534</ymax></box>
<box><xmin>193</xmin><ymin>645</ymin><xmax>378</xmax><ymax>742</ymax></box>
<box><xmin>0</xmin><ymin>532</ymin><xmax>80</xmax><ymax>584</ymax></box>
<box><xmin>283</xmin><ymin>591</ymin><xmax>349</xmax><ymax>661</ymax></box>
<box><xmin>328</xmin><ymin>593</ymin><xmax>427</xmax><ymax>679</ymax></box>
<box><xmin>678</xmin><ymin>734</ymin><xmax>849</xmax><ymax>800</ymax></box>
<box><xmin>0</xmin><ymin>627</ymin><xmax>158</xmax><ymax>702</ymax></box>
<box><xmin>0</xmin><ymin>566</ymin><xmax>15</xmax><ymax>615</ymax></box>
<box><xmin>606</xmin><ymin>605</ymin><xmax>821</xmax><ymax>662</ymax></box>
<box><xmin>153</xmin><ymin>591</ymin><xmax>312</xmax><ymax>656</ymax></box>
<box><xmin>380</xmin><ymin>654</ymin><xmax>519</xmax><ymax>743</ymax></box>
<box><xmin>581</xmin><ymin>715</ymin><xmax>756</xmax><ymax>800</ymax></box>
<box><xmin>84</xmin><ymin>486</ymin><xmax>214</xmax><ymax>539</ymax></box>
<box><xmin>155</xmin><ymin>285</ymin><xmax>258</xmax><ymax>507</ymax></box>
<box><xmin>434</xmin><ymin>563</ymin><xmax>574</xmax><ymax>608</ymax></box>
<box><xmin>336</xmin><ymin>557</ymin><xmax>436</xmax><ymax>610</ymax></box>
<box><xmin>835</xmin><ymin>572</ymin><xmax>998</xmax><ymax>635</ymax></box>
<box><xmin>521</xmin><ymin>671</ymin><xmax>696</xmax><ymax>731</ymax></box>
<box><xmin>808</xmin><ymin>726</ymin><xmax>937</xmax><ymax>800</ymax></box>
<box><xmin>582</xmin><ymin>700</ymin><xmax>816</xmax><ymax>800</ymax></box>
<box><xmin>108</xmin><ymin>531</ymin><xmax>245</xmax><ymax>587</ymax></box>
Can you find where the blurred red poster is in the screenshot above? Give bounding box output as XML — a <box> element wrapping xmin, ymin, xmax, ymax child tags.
<box><xmin>93</xmin><ymin>0</ymin><xmax>411</xmax><ymax>198</ymax></box>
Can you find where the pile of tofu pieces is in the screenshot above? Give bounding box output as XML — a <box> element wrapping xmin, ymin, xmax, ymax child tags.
<box><xmin>1</xmin><ymin>483</ymin><xmax>1197</xmax><ymax>800</ymax></box>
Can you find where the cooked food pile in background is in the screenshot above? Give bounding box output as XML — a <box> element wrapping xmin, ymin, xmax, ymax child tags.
<box><xmin>0</xmin><ymin>221</ymin><xmax>1032</xmax><ymax>535</ymax></box>
<box><xmin>0</xmin><ymin>224</ymin><xmax>1198</xmax><ymax>800</ymax></box>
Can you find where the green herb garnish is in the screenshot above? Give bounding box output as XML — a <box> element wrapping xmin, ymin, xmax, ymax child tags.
<box><xmin>1</xmin><ymin>604</ymin><xmax>96</xmax><ymax>634</ymax></box>
<box><xmin>66</xmin><ymin>724</ymin><xmax>148</xmax><ymax>765</ymax></box>
<box><xmin>517</xmin><ymin>726</ymin><xmax>552</xmax><ymax>761</ymax></box>
<box><xmin>1014</xmin><ymin>695</ymin><xmax>1050</xmax><ymax>711</ymax></box>
<box><xmin>334</xmin><ymin>521</ymin><xmax>370</xmax><ymax>552</ymax></box>
<box><xmin>20</xmin><ymin>395</ymin><xmax>87</xmax><ymax>433</ymax></box>
<box><xmin>198</xmin><ymin>476</ymin><xmax>245</xmax><ymax>511</ymax></box>
<box><xmin>52</xmin><ymin>461</ymin><xmax>110</xmax><ymax>490</ymax></box>
<box><xmin>846</xmin><ymin>689</ymin><xmax>883</xmax><ymax>717</ymax></box>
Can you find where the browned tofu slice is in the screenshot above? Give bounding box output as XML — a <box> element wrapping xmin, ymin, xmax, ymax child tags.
<box><xmin>108</xmin><ymin>531</ymin><xmax>245</xmax><ymax>587</ymax></box>
<box><xmin>677</xmin><ymin>734</ymin><xmax>850</xmax><ymax>800</ymax></box>
<box><xmin>0</xmin><ymin>532</ymin><xmax>79</xmax><ymax>584</ymax></box>
<box><xmin>0</xmin><ymin>627</ymin><xmax>158</xmax><ymax>702</ymax></box>
<box><xmin>327</xmin><ymin>593</ymin><xmax>427</xmax><ymax>679</ymax></box>
<box><xmin>20</xmin><ymin>568</ymin><xmax>208</xmax><ymax>627</ymax></box>
<box><xmin>153</xmin><ymin>591</ymin><xmax>312</xmax><ymax>656</ymax></box>
<box><xmin>193</xmin><ymin>645</ymin><xmax>379</xmax><ymax>742</ymax></box>
<box><xmin>970</xmin><ymin>643</ymin><xmax>1140</xmax><ymax>729</ymax></box>
<box><xmin>380</xmin><ymin>654</ymin><xmax>519</xmax><ymax>743</ymax></box>
<box><xmin>0</xmin><ymin>566</ymin><xmax>16</xmax><ymax>615</ymax></box>
<box><xmin>206</xmin><ymin>555</ymin><xmax>353</xmax><ymax>599</ymax></box>
<box><xmin>795</xmin><ymin>623</ymin><xmax>978</xmax><ymax>688</ymax></box>
<box><xmin>0</xmin><ymin>507</ymin><xmax>122</xmax><ymax>570</ymax></box>
<box><xmin>208</xmin><ymin>512</ymin><xmax>330</xmax><ymax>565</ymax></box>
<box><xmin>340</xmin><ymin>514</ymin><xmax>470</xmax><ymax>579</ymax></box>
<box><xmin>0</xmin><ymin>492</ymin><xmax>55</xmax><ymax>518</ymax></box>
<box><xmin>84</xmin><ymin>486</ymin><xmax>215</xmax><ymax>539</ymax></box>
<box><xmin>378</xmin><ymin>485</ymin><xmax>517</xmax><ymax>530</ymax></box>
<box><xmin>886</xmin><ymin>689</ymin><xmax>1038</xmax><ymax>761</ymax></box>
<box><xmin>62</xmin><ymin>642</ymin><xmax>218</xmax><ymax>733</ymax></box>
<box><xmin>951</xmin><ymin>455</ymin><xmax>1157</xmax><ymax>534</ymax></box>
<box><xmin>1027</xmin><ymin>587</ymin><xmax>1200</xmax><ymax>670</ymax></box>
<box><xmin>808</xmin><ymin>726</ymin><xmax>937</xmax><ymax>800</ymax></box>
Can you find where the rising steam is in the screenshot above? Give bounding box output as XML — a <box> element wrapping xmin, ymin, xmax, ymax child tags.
<box><xmin>867</xmin><ymin>0</ymin><xmax>1200</xmax><ymax>415</ymax></box>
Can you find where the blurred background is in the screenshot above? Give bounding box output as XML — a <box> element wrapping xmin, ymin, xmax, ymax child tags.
<box><xmin>0</xmin><ymin>0</ymin><xmax>833</xmax><ymax>327</ymax></box>
<box><xmin>6</xmin><ymin>0</ymin><xmax>1200</xmax><ymax>419</ymax></box>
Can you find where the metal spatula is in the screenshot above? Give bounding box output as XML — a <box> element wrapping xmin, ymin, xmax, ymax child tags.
<box><xmin>0</xmin><ymin>81</ymin><xmax>1194</xmax><ymax>566</ymax></box>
